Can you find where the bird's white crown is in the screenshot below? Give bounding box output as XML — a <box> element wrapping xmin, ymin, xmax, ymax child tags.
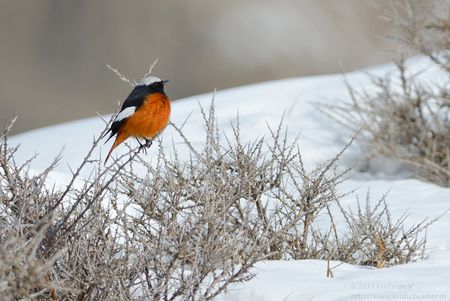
<box><xmin>137</xmin><ymin>76</ymin><xmax>162</xmax><ymax>86</ymax></box>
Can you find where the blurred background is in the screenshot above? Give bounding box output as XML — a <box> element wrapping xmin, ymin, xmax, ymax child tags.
<box><xmin>0</xmin><ymin>0</ymin><xmax>395</xmax><ymax>134</ymax></box>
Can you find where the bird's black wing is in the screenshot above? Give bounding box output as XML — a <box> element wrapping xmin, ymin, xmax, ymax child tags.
<box><xmin>120</xmin><ymin>85</ymin><xmax>149</xmax><ymax>111</ymax></box>
<box><xmin>103</xmin><ymin>85</ymin><xmax>149</xmax><ymax>141</ymax></box>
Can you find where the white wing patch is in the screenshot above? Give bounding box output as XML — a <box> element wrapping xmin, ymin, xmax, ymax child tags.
<box><xmin>115</xmin><ymin>106</ymin><xmax>136</xmax><ymax>122</ymax></box>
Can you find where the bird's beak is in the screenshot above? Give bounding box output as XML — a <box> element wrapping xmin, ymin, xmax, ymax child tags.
<box><xmin>163</xmin><ymin>80</ymin><xmax>170</xmax><ymax>85</ymax></box>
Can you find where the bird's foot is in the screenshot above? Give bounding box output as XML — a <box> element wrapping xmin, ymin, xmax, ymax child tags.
<box><xmin>136</xmin><ymin>138</ymin><xmax>147</xmax><ymax>153</ymax></box>
<box><xmin>144</xmin><ymin>138</ymin><xmax>153</xmax><ymax>148</ymax></box>
<box><xmin>138</xmin><ymin>138</ymin><xmax>153</xmax><ymax>154</ymax></box>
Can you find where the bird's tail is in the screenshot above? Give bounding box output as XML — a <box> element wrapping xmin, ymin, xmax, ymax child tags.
<box><xmin>100</xmin><ymin>129</ymin><xmax>110</xmax><ymax>140</ymax></box>
<box><xmin>104</xmin><ymin>133</ymin><xmax>128</xmax><ymax>164</ymax></box>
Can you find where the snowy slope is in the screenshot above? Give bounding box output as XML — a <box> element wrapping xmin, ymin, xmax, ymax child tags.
<box><xmin>10</xmin><ymin>56</ymin><xmax>450</xmax><ymax>300</ymax></box>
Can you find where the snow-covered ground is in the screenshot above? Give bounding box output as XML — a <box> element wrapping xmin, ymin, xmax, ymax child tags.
<box><xmin>10</xmin><ymin>56</ymin><xmax>450</xmax><ymax>300</ymax></box>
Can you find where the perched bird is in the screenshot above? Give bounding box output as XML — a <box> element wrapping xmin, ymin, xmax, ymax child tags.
<box><xmin>103</xmin><ymin>76</ymin><xmax>171</xmax><ymax>163</ymax></box>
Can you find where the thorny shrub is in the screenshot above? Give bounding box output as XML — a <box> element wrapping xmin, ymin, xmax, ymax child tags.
<box><xmin>320</xmin><ymin>0</ymin><xmax>450</xmax><ymax>186</ymax></box>
<box><xmin>0</xmin><ymin>101</ymin><xmax>438</xmax><ymax>300</ymax></box>
<box><xmin>332</xmin><ymin>191</ymin><xmax>437</xmax><ymax>269</ymax></box>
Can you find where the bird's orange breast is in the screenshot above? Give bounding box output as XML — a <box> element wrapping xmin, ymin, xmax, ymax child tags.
<box><xmin>120</xmin><ymin>92</ymin><xmax>171</xmax><ymax>139</ymax></box>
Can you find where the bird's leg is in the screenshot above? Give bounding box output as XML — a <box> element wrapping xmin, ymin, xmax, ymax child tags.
<box><xmin>136</xmin><ymin>138</ymin><xmax>154</xmax><ymax>155</ymax></box>
<box><xmin>136</xmin><ymin>137</ymin><xmax>148</xmax><ymax>154</ymax></box>
<box><xmin>135</xmin><ymin>137</ymin><xmax>145</xmax><ymax>148</ymax></box>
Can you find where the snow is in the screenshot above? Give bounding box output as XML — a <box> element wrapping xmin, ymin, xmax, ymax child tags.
<box><xmin>10</xmin><ymin>56</ymin><xmax>450</xmax><ymax>300</ymax></box>
<box><xmin>216</xmin><ymin>258</ymin><xmax>450</xmax><ymax>300</ymax></box>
